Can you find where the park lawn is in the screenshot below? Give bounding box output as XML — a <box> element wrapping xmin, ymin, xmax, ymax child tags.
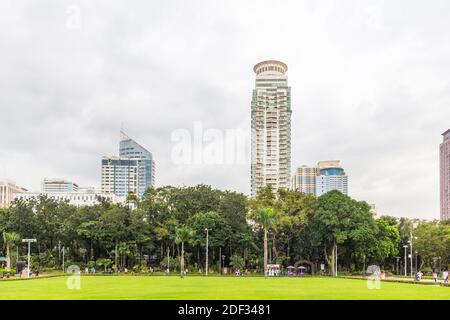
<box><xmin>0</xmin><ymin>276</ymin><xmax>449</xmax><ymax>300</ymax></box>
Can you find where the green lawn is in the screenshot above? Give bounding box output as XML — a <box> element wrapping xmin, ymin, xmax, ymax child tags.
<box><xmin>0</xmin><ymin>276</ymin><xmax>449</xmax><ymax>300</ymax></box>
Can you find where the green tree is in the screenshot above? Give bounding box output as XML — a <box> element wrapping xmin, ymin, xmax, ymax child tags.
<box><xmin>175</xmin><ymin>226</ymin><xmax>195</xmax><ymax>277</ymax></box>
<box><xmin>2</xmin><ymin>232</ymin><xmax>20</xmax><ymax>269</ymax></box>
<box><xmin>414</xmin><ymin>221</ymin><xmax>450</xmax><ymax>269</ymax></box>
<box><xmin>229</xmin><ymin>254</ymin><xmax>245</xmax><ymax>272</ymax></box>
<box><xmin>96</xmin><ymin>258</ymin><xmax>112</xmax><ymax>272</ymax></box>
<box><xmin>310</xmin><ymin>190</ymin><xmax>376</xmax><ymax>275</ymax></box>
<box><xmin>252</xmin><ymin>207</ymin><xmax>278</xmax><ymax>277</ymax></box>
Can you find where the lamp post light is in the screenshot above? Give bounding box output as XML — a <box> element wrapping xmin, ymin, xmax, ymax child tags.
<box><xmin>415</xmin><ymin>250</ymin><xmax>418</xmax><ymax>274</ymax></box>
<box><xmin>408</xmin><ymin>231</ymin><xmax>418</xmax><ymax>277</ymax></box>
<box><xmin>395</xmin><ymin>256</ymin><xmax>400</xmax><ymax>275</ymax></box>
<box><xmin>62</xmin><ymin>246</ymin><xmax>65</xmax><ymax>273</ymax></box>
<box><xmin>57</xmin><ymin>240</ymin><xmax>61</xmax><ymax>263</ymax></box>
<box><xmin>167</xmin><ymin>248</ymin><xmax>170</xmax><ymax>273</ymax></box>
<box><xmin>403</xmin><ymin>245</ymin><xmax>408</xmax><ymax>277</ymax></box>
<box><xmin>22</xmin><ymin>239</ymin><xmax>36</xmax><ymax>278</ymax></box>
<box><xmin>205</xmin><ymin>228</ymin><xmax>209</xmax><ymax>276</ymax></box>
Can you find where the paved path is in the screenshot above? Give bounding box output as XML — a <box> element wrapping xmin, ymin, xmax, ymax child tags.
<box><xmin>387</xmin><ymin>277</ymin><xmax>443</xmax><ymax>284</ymax></box>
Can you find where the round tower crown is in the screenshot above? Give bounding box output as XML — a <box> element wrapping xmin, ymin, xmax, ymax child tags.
<box><xmin>253</xmin><ymin>60</ymin><xmax>288</xmax><ymax>76</ymax></box>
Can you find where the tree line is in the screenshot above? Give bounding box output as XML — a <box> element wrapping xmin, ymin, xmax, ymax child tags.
<box><xmin>0</xmin><ymin>184</ymin><xmax>449</xmax><ymax>275</ymax></box>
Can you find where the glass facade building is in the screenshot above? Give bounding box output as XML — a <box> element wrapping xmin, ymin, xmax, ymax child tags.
<box><xmin>292</xmin><ymin>161</ymin><xmax>349</xmax><ymax>197</ymax></box>
<box><xmin>315</xmin><ymin>161</ymin><xmax>348</xmax><ymax>196</ymax></box>
<box><xmin>101</xmin><ymin>132</ymin><xmax>155</xmax><ymax>198</ymax></box>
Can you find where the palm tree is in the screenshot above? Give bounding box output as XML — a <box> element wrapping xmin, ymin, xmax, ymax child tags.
<box><xmin>229</xmin><ymin>254</ymin><xmax>245</xmax><ymax>272</ymax></box>
<box><xmin>2</xmin><ymin>232</ymin><xmax>20</xmax><ymax>270</ymax></box>
<box><xmin>175</xmin><ymin>226</ymin><xmax>195</xmax><ymax>278</ymax></box>
<box><xmin>254</xmin><ymin>207</ymin><xmax>278</xmax><ymax>278</ymax></box>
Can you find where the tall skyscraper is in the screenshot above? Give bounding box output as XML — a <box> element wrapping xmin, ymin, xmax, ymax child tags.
<box><xmin>42</xmin><ymin>178</ymin><xmax>79</xmax><ymax>193</ymax></box>
<box><xmin>0</xmin><ymin>180</ymin><xmax>27</xmax><ymax>208</ymax></box>
<box><xmin>119</xmin><ymin>131</ymin><xmax>155</xmax><ymax>194</ymax></box>
<box><xmin>101</xmin><ymin>132</ymin><xmax>155</xmax><ymax>198</ymax></box>
<box><xmin>315</xmin><ymin>160</ymin><xmax>348</xmax><ymax>196</ymax></box>
<box><xmin>440</xmin><ymin>128</ymin><xmax>450</xmax><ymax>221</ymax></box>
<box><xmin>251</xmin><ymin>60</ymin><xmax>291</xmax><ymax>197</ymax></box>
<box><xmin>291</xmin><ymin>165</ymin><xmax>318</xmax><ymax>195</ymax></box>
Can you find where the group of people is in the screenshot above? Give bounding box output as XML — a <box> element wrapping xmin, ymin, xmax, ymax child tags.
<box><xmin>429</xmin><ymin>268</ymin><xmax>449</xmax><ymax>284</ymax></box>
<box><xmin>84</xmin><ymin>267</ymin><xmax>96</xmax><ymax>274</ymax></box>
<box><xmin>414</xmin><ymin>268</ymin><xmax>449</xmax><ymax>285</ymax></box>
<box><xmin>266</xmin><ymin>268</ymin><xmax>280</xmax><ymax>277</ymax></box>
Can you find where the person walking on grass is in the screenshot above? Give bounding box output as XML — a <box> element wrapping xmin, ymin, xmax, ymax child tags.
<box><xmin>416</xmin><ymin>270</ymin><xmax>423</xmax><ymax>281</ymax></box>
<box><xmin>442</xmin><ymin>268</ymin><xmax>449</xmax><ymax>285</ymax></box>
<box><xmin>433</xmin><ymin>271</ymin><xmax>438</xmax><ymax>283</ymax></box>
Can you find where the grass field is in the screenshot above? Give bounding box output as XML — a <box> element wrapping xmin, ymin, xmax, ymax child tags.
<box><xmin>0</xmin><ymin>276</ymin><xmax>449</xmax><ymax>300</ymax></box>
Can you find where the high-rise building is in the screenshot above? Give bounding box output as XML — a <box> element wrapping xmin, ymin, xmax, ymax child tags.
<box><xmin>291</xmin><ymin>165</ymin><xmax>318</xmax><ymax>195</ymax></box>
<box><xmin>119</xmin><ymin>131</ymin><xmax>155</xmax><ymax>194</ymax></box>
<box><xmin>0</xmin><ymin>180</ymin><xmax>27</xmax><ymax>208</ymax></box>
<box><xmin>251</xmin><ymin>60</ymin><xmax>291</xmax><ymax>197</ymax></box>
<box><xmin>42</xmin><ymin>178</ymin><xmax>79</xmax><ymax>193</ymax></box>
<box><xmin>101</xmin><ymin>132</ymin><xmax>155</xmax><ymax>198</ymax></box>
<box><xmin>101</xmin><ymin>156</ymin><xmax>139</xmax><ymax>197</ymax></box>
<box><xmin>440</xmin><ymin>128</ymin><xmax>450</xmax><ymax>221</ymax></box>
<box><xmin>315</xmin><ymin>160</ymin><xmax>348</xmax><ymax>196</ymax></box>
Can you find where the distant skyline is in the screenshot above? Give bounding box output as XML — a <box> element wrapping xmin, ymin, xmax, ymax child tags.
<box><xmin>1</xmin><ymin>0</ymin><xmax>450</xmax><ymax>219</ymax></box>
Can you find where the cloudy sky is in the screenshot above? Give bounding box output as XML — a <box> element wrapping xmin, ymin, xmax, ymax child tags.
<box><xmin>1</xmin><ymin>0</ymin><xmax>449</xmax><ymax>219</ymax></box>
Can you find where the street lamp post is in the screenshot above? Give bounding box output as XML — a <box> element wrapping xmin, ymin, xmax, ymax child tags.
<box><xmin>415</xmin><ymin>250</ymin><xmax>418</xmax><ymax>274</ymax></box>
<box><xmin>58</xmin><ymin>240</ymin><xmax>61</xmax><ymax>263</ymax></box>
<box><xmin>395</xmin><ymin>256</ymin><xmax>400</xmax><ymax>275</ymax></box>
<box><xmin>403</xmin><ymin>245</ymin><xmax>408</xmax><ymax>277</ymax></box>
<box><xmin>205</xmin><ymin>228</ymin><xmax>209</xmax><ymax>276</ymax></box>
<box><xmin>22</xmin><ymin>239</ymin><xmax>36</xmax><ymax>278</ymax></box>
<box><xmin>62</xmin><ymin>246</ymin><xmax>65</xmax><ymax>273</ymax></box>
<box><xmin>409</xmin><ymin>230</ymin><xmax>418</xmax><ymax>277</ymax></box>
<box><xmin>167</xmin><ymin>248</ymin><xmax>170</xmax><ymax>273</ymax></box>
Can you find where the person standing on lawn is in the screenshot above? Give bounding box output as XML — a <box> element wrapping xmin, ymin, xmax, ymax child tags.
<box><xmin>442</xmin><ymin>268</ymin><xmax>449</xmax><ymax>285</ymax></box>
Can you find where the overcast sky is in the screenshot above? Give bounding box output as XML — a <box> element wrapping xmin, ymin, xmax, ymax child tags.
<box><xmin>1</xmin><ymin>0</ymin><xmax>449</xmax><ymax>219</ymax></box>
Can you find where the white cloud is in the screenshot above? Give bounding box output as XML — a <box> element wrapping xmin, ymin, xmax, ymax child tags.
<box><xmin>1</xmin><ymin>0</ymin><xmax>449</xmax><ymax>219</ymax></box>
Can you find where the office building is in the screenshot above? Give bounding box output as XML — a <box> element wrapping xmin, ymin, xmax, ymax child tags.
<box><xmin>0</xmin><ymin>180</ymin><xmax>27</xmax><ymax>208</ymax></box>
<box><xmin>315</xmin><ymin>160</ymin><xmax>348</xmax><ymax>196</ymax></box>
<box><xmin>42</xmin><ymin>178</ymin><xmax>79</xmax><ymax>193</ymax></box>
<box><xmin>119</xmin><ymin>131</ymin><xmax>155</xmax><ymax>194</ymax></box>
<box><xmin>291</xmin><ymin>165</ymin><xmax>318</xmax><ymax>195</ymax></box>
<box><xmin>101</xmin><ymin>132</ymin><xmax>155</xmax><ymax>198</ymax></box>
<box><xmin>440</xmin><ymin>128</ymin><xmax>450</xmax><ymax>220</ymax></box>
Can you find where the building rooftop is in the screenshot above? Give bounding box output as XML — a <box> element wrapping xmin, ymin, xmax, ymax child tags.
<box><xmin>442</xmin><ymin>128</ymin><xmax>450</xmax><ymax>140</ymax></box>
<box><xmin>253</xmin><ymin>60</ymin><xmax>288</xmax><ymax>75</ymax></box>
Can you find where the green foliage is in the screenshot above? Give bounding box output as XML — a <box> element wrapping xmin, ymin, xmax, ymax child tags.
<box><xmin>96</xmin><ymin>258</ymin><xmax>112</xmax><ymax>272</ymax></box>
<box><xmin>1</xmin><ymin>184</ymin><xmax>444</xmax><ymax>276</ymax></box>
<box><xmin>187</xmin><ymin>211</ymin><xmax>230</xmax><ymax>247</ymax></box>
<box><xmin>229</xmin><ymin>254</ymin><xmax>245</xmax><ymax>271</ymax></box>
